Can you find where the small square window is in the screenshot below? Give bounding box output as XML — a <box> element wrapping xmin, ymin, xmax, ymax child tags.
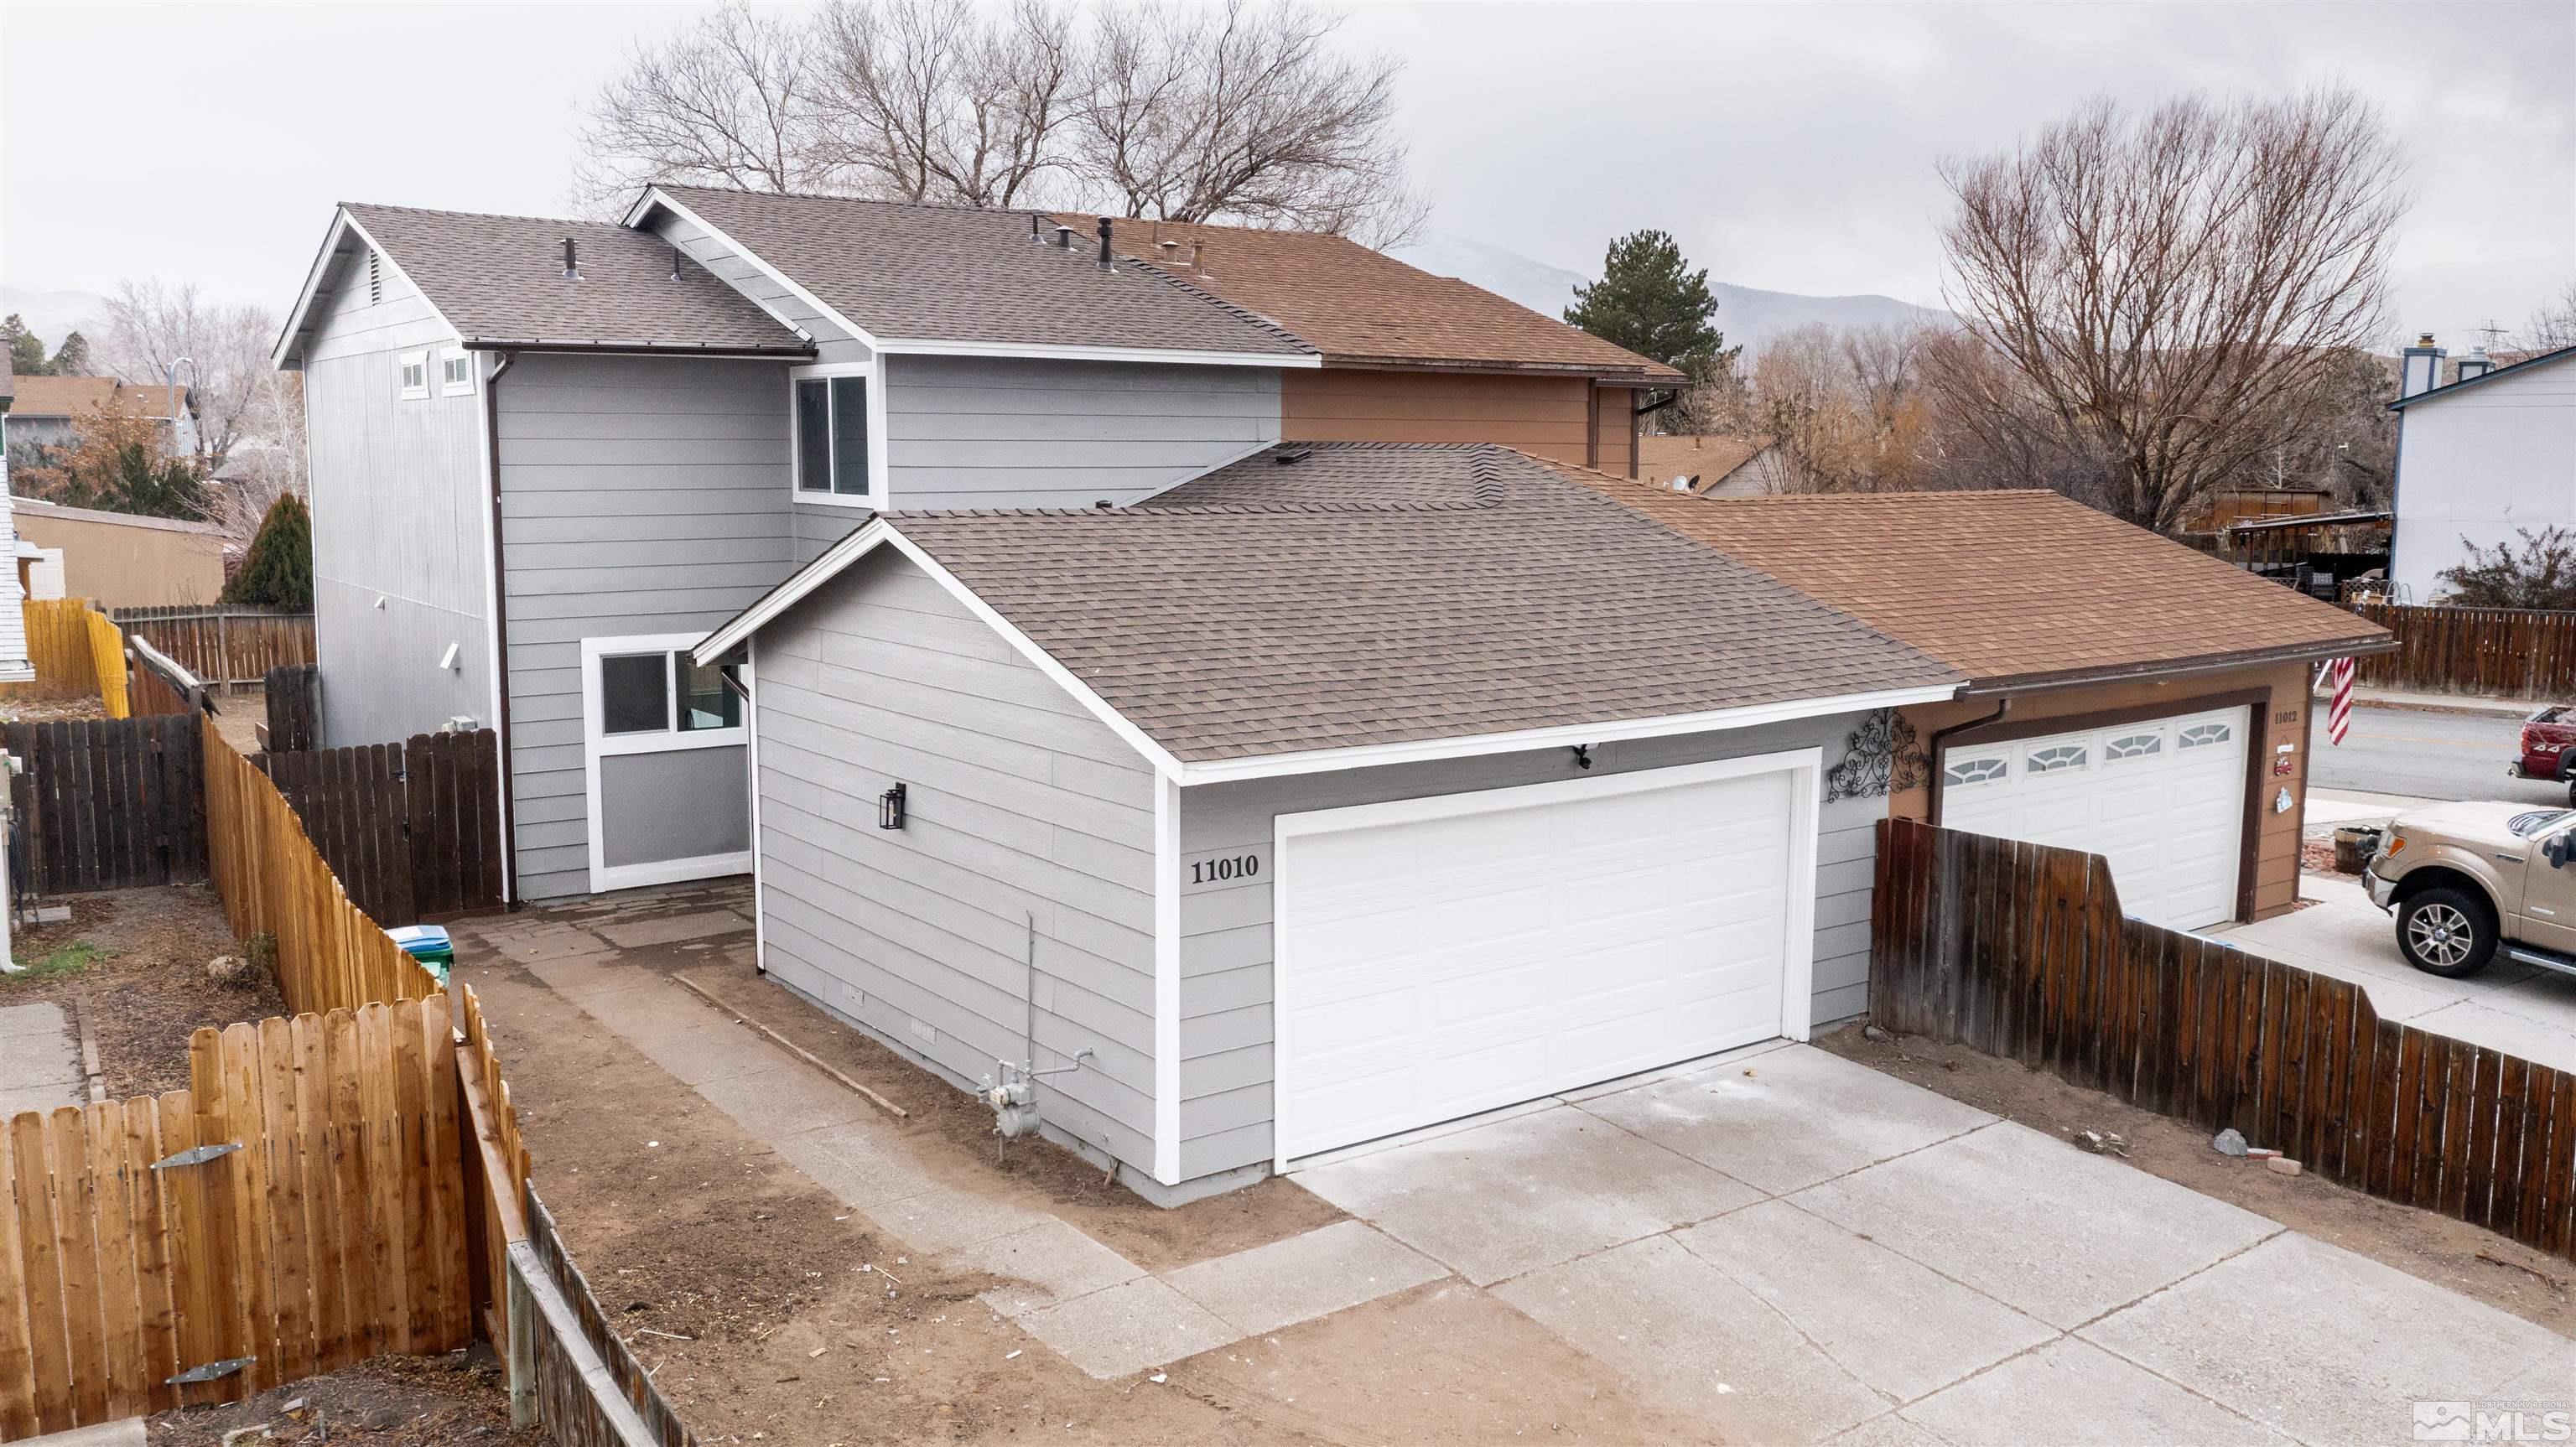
<box><xmin>439</xmin><ymin>348</ymin><xmax>474</xmax><ymax>396</ymax></box>
<box><xmin>676</xmin><ymin>656</ymin><xmax>740</xmax><ymax>732</ymax></box>
<box><xmin>397</xmin><ymin>350</ymin><xmax>429</xmax><ymax>400</ymax></box>
<box><xmin>599</xmin><ymin>653</ymin><xmax>669</xmax><ymax>735</ymax></box>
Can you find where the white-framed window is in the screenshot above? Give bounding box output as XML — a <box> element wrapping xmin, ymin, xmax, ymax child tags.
<box><xmin>2026</xmin><ymin>742</ymin><xmax>2090</xmax><ymax>775</ymax></box>
<box><xmin>397</xmin><ymin>350</ymin><xmax>429</xmax><ymax>400</ymax></box>
<box><xmin>790</xmin><ymin>361</ymin><xmax>883</xmax><ymax>506</ymax></box>
<box><xmin>439</xmin><ymin>346</ymin><xmax>475</xmax><ymax>396</ymax></box>
<box><xmin>582</xmin><ymin>633</ymin><xmax>754</xmax><ymax>893</ymax></box>
<box><xmin>1944</xmin><ymin>753</ymin><xmax>2009</xmax><ymax>788</ymax></box>
<box><xmin>2104</xmin><ymin>730</ymin><xmax>2163</xmax><ymax>761</ymax></box>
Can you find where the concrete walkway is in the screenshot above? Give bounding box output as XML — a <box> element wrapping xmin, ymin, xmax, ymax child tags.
<box><xmin>462</xmin><ymin>902</ymin><xmax>1446</xmax><ymax>1380</ymax></box>
<box><xmin>2211</xmin><ymin>874</ymin><xmax>2576</xmax><ymax>1076</ymax></box>
<box><xmin>0</xmin><ymin>1001</ymin><xmax>86</xmax><ymax>1118</ymax></box>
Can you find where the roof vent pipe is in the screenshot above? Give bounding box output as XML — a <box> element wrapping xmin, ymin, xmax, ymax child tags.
<box><xmin>561</xmin><ymin>236</ymin><xmax>580</xmax><ymax>281</ymax></box>
<box><xmin>1053</xmin><ymin>225</ymin><xmax>1074</xmax><ymax>250</ymax></box>
<box><xmin>668</xmin><ymin>244</ymin><xmax>683</xmax><ymax>281</ymax></box>
<box><xmin>1031</xmin><ymin>214</ymin><xmax>1042</xmax><ymax>245</ymax></box>
<box><xmin>1097</xmin><ymin>217</ymin><xmax>1114</xmax><ymax>270</ymax></box>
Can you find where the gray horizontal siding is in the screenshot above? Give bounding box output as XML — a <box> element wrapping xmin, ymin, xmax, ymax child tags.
<box><xmin>1172</xmin><ymin>713</ymin><xmax>1887</xmax><ymax>1181</ymax></box>
<box><xmin>884</xmin><ymin>355</ymin><xmax>1279</xmax><ymax>510</ymax></box>
<box><xmin>303</xmin><ymin>254</ymin><xmax>491</xmax><ymax>749</ymax></box>
<box><xmin>495</xmin><ymin>351</ymin><xmax>799</xmax><ymax>900</ymax></box>
<box><xmin>751</xmin><ymin>548</ymin><xmax>1161</xmax><ymax>1171</ymax></box>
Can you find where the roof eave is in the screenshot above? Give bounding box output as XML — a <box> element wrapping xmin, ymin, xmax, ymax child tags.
<box><xmin>1318</xmin><ymin>353</ymin><xmax>1681</xmax><ymax>383</ymax></box>
<box><xmin>458</xmin><ymin>337</ymin><xmax>815</xmax><ymax>358</ymax></box>
<box><xmin>1960</xmin><ymin>634</ymin><xmax>2399</xmax><ymax>698</ymax></box>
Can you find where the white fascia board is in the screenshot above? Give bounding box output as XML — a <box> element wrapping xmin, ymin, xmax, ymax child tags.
<box><xmin>875</xmin><ymin>336</ymin><xmax>1322</xmax><ymax>370</ymax></box>
<box><xmin>690</xmin><ymin>521</ymin><xmax>1191</xmax><ymax>781</ymax></box>
<box><xmin>1151</xmin><ymin>774</ymin><xmax>1182</xmax><ymax>1185</ymax></box>
<box><xmin>632</xmin><ymin>188</ymin><xmax>885</xmax><ymax>350</ymax></box>
<box><xmin>1172</xmin><ymin>683</ymin><xmax>1963</xmax><ymax>786</ymax></box>
<box><xmin>273</xmin><ymin>210</ymin><xmax>354</xmax><ymax>369</ymax></box>
<box><xmin>275</xmin><ymin>211</ymin><xmax>469</xmax><ymax>371</ymax></box>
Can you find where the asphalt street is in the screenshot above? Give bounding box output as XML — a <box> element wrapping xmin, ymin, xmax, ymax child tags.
<box><xmin>2308</xmin><ymin>703</ymin><xmax>2563</xmax><ymax>806</ymax></box>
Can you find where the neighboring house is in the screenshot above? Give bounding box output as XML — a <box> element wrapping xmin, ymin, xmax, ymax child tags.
<box><xmin>1636</xmin><ymin>434</ymin><xmax>1790</xmax><ymax>496</ymax></box>
<box><xmin>2385</xmin><ymin>339</ymin><xmax>2576</xmax><ymax>602</ymax></box>
<box><xmin>1579</xmin><ymin>481</ymin><xmax>2392</xmax><ymax>932</ymax></box>
<box><xmin>1052</xmin><ymin>215</ymin><xmax>1684</xmax><ymax>475</ymax></box>
<box><xmin>10</xmin><ymin>496</ymin><xmax>226</xmax><ymax>607</ymax></box>
<box><xmin>693</xmin><ymin>441</ymin><xmax>1963</xmax><ymax>1201</ymax></box>
<box><xmin>273</xmin><ymin>192</ymin><xmax>1677</xmax><ymax>904</ymax></box>
<box><xmin>4</xmin><ymin>375</ymin><xmax>200</xmax><ymax>462</ymax></box>
<box><xmin>0</xmin><ymin>356</ymin><xmax>31</xmax><ymax>683</ymax></box>
<box><xmin>2185</xmin><ymin>485</ymin><xmax>2332</xmax><ymax>537</ymax></box>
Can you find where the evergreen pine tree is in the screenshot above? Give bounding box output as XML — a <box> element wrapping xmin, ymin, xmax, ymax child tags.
<box><xmin>222</xmin><ymin>493</ymin><xmax>313</xmax><ymax>609</ymax></box>
<box><xmin>1564</xmin><ymin>231</ymin><xmax>1733</xmax><ymax>384</ymax></box>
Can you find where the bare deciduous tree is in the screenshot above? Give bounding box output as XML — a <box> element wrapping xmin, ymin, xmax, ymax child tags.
<box><xmin>2512</xmin><ymin>279</ymin><xmax>2576</xmax><ymax>355</ymax></box>
<box><xmin>1935</xmin><ymin>87</ymin><xmax>2409</xmax><ymax>532</ymax></box>
<box><xmin>815</xmin><ymin>0</ymin><xmax>1079</xmax><ymax>206</ymax></box>
<box><xmin>1076</xmin><ymin>0</ymin><xmax>1423</xmax><ymax>244</ymax></box>
<box><xmin>572</xmin><ymin>3</ymin><xmax>836</xmax><ymax>211</ymax></box>
<box><xmin>89</xmin><ymin>279</ymin><xmax>280</xmax><ymax>478</ymax></box>
<box><xmin>569</xmin><ymin>0</ymin><xmax>1425</xmax><ymax>243</ymax></box>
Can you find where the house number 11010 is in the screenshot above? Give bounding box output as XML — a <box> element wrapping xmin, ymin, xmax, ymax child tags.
<box><xmin>1191</xmin><ymin>855</ymin><xmax>1259</xmax><ymax>885</ymax></box>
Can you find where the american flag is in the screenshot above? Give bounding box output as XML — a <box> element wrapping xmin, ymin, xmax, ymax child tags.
<box><xmin>2325</xmin><ymin>656</ymin><xmax>2355</xmax><ymax>745</ymax></box>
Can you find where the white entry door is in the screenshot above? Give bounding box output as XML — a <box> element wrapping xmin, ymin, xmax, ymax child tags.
<box><xmin>1272</xmin><ymin>751</ymin><xmax>1819</xmax><ymax>1164</ymax></box>
<box><xmin>1940</xmin><ymin>705</ymin><xmax>2251</xmax><ymax>931</ymax></box>
<box><xmin>582</xmin><ymin>634</ymin><xmax>754</xmax><ymax>893</ymax></box>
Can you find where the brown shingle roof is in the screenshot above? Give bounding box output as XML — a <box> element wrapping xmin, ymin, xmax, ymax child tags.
<box><xmin>8</xmin><ymin>376</ymin><xmax>183</xmax><ymax>421</ymax></box>
<box><xmin>1554</xmin><ymin>470</ymin><xmax>2392</xmax><ymax>691</ymax></box>
<box><xmin>342</xmin><ymin>204</ymin><xmax>808</xmax><ymax>354</ymax></box>
<box><xmin>881</xmin><ymin>443</ymin><xmax>1957</xmax><ymax>762</ymax></box>
<box><xmin>655</xmin><ymin>189</ymin><xmax>1311</xmax><ymax>358</ymax></box>
<box><xmin>1059</xmin><ymin>215</ymin><xmax>1681</xmax><ymax>381</ymax></box>
<box><xmin>1636</xmin><ymin>434</ymin><xmax>1772</xmax><ymax>493</ymax></box>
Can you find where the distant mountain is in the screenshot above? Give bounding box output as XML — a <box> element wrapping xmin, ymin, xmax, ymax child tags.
<box><xmin>1</xmin><ymin>286</ymin><xmax>109</xmax><ymax>349</ymax></box>
<box><xmin>1389</xmin><ymin>231</ymin><xmax>1951</xmax><ymax>361</ymax></box>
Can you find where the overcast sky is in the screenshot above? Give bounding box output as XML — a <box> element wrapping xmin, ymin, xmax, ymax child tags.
<box><xmin>3</xmin><ymin>0</ymin><xmax>2568</xmax><ymax>350</ymax></box>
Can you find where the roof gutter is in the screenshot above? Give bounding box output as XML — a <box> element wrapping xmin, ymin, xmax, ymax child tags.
<box><xmin>458</xmin><ymin>338</ymin><xmax>814</xmax><ymax>359</ymax></box>
<box><xmin>1961</xmin><ymin>635</ymin><xmax>2398</xmax><ymax>698</ymax></box>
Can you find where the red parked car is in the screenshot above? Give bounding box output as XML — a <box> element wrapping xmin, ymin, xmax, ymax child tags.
<box><xmin>2513</xmin><ymin>706</ymin><xmax>2576</xmax><ymax>804</ymax></box>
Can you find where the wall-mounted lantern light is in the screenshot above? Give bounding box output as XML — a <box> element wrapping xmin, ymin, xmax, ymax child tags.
<box><xmin>879</xmin><ymin>782</ymin><xmax>907</xmax><ymax>830</ymax></box>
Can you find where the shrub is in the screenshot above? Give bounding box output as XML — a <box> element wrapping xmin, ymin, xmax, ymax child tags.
<box><xmin>223</xmin><ymin>494</ymin><xmax>312</xmax><ymax>609</ymax></box>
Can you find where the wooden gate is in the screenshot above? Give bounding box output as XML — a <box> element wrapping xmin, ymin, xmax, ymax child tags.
<box><xmin>0</xmin><ymin>995</ymin><xmax>470</xmax><ymax>1438</ymax></box>
<box><xmin>259</xmin><ymin>730</ymin><xmax>505</xmax><ymax>924</ymax></box>
<box><xmin>4</xmin><ymin>717</ymin><xmax>208</xmax><ymax>897</ymax></box>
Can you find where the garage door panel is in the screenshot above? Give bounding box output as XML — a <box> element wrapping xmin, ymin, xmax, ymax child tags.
<box><xmin>1277</xmin><ymin>760</ymin><xmax>1810</xmax><ymax>1162</ymax></box>
<box><xmin>1940</xmin><ymin>705</ymin><xmax>2248</xmax><ymax>932</ymax></box>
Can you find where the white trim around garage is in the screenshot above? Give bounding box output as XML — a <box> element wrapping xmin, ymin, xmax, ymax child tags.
<box><xmin>1270</xmin><ymin>745</ymin><xmax>1826</xmax><ymax>1171</ymax></box>
<box><xmin>1152</xmin><ymin>773</ymin><xmax>1182</xmax><ymax>1185</ymax></box>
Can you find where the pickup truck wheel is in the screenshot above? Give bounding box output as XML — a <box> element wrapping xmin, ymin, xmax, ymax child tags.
<box><xmin>2396</xmin><ymin>886</ymin><xmax>2498</xmax><ymax>978</ymax></box>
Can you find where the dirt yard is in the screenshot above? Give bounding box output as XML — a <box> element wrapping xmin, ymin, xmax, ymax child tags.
<box><xmin>1816</xmin><ymin>1021</ymin><xmax>2576</xmax><ymax>1338</ymax></box>
<box><xmin>467</xmin><ymin>950</ymin><xmax>1310</xmax><ymax>1446</ymax></box>
<box><xmin>0</xmin><ymin>695</ymin><xmax>110</xmax><ymax>724</ymax></box>
<box><xmin>0</xmin><ymin>884</ymin><xmax>279</xmax><ymax>1097</ymax></box>
<box><xmin>148</xmin><ymin>1348</ymin><xmax>533</xmax><ymax>1445</ymax></box>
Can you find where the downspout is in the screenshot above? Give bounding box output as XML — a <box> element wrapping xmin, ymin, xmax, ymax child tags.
<box><xmin>483</xmin><ymin>351</ymin><xmax>521</xmax><ymax>907</ymax></box>
<box><xmin>1924</xmin><ymin>698</ymin><xmax>2010</xmax><ymax>826</ymax></box>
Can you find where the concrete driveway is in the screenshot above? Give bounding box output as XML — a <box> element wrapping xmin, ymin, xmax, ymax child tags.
<box><xmin>1292</xmin><ymin>1041</ymin><xmax>2573</xmax><ymax>1446</ymax></box>
<box><xmin>2211</xmin><ymin>874</ymin><xmax>2576</xmax><ymax>1076</ymax></box>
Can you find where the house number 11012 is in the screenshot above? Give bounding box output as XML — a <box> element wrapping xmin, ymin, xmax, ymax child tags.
<box><xmin>1191</xmin><ymin>854</ymin><xmax>1259</xmax><ymax>885</ymax></box>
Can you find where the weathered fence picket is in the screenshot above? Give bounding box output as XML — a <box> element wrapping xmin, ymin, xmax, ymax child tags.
<box><xmin>2349</xmin><ymin>602</ymin><xmax>2576</xmax><ymax>698</ymax></box>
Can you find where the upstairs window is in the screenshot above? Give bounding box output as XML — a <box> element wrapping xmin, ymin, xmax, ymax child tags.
<box><xmin>397</xmin><ymin>350</ymin><xmax>428</xmax><ymax>400</ymax></box>
<box><xmin>792</xmin><ymin>364</ymin><xmax>874</xmax><ymax>502</ymax></box>
<box><xmin>439</xmin><ymin>347</ymin><xmax>474</xmax><ymax>396</ymax></box>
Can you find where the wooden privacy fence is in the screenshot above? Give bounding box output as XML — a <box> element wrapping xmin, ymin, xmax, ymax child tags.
<box><xmin>124</xmin><ymin>637</ymin><xmax>205</xmax><ymax>722</ymax></box>
<box><xmin>1873</xmin><ymin>819</ymin><xmax>2576</xmax><ymax>1261</ymax></box>
<box><xmin>3</xmin><ymin>717</ymin><xmax>207</xmax><ymax>898</ymax></box>
<box><xmin>261</xmin><ymin>731</ymin><xmax>505</xmax><ymax>925</ymax></box>
<box><xmin>0</xmin><ymin>994</ymin><xmax>470</xmax><ymax>1438</ymax></box>
<box><xmin>0</xmin><ymin>601</ymin><xmax>132</xmax><ymax>718</ymax></box>
<box><xmin>264</xmin><ymin>664</ymin><xmax>318</xmax><ymax>753</ymax></box>
<box><xmin>112</xmin><ymin>606</ymin><xmax>316</xmax><ymax>687</ymax></box>
<box><xmin>2350</xmin><ymin>602</ymin><xmax>2576</xmax><ymax>699</ymax></box>
<box><xmin>200</xmin><ymin>713</ymin><xmax>442</xmax><ymax>1018</ymax></box>
<box><xmin>512</xmin><ymin>1188</ymin><xmax>692</xmax><ymax>1447</ymax></box>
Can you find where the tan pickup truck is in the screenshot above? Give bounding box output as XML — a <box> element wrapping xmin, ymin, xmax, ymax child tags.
<box><xmin>2364</xmin><ymin>803</ymin><xmax>2576</xmax><ymax>979</ymax></box>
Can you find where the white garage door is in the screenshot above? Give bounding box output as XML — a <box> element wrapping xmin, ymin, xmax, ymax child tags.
<box><xmin>1940</xmin><ymin>705</ymin><xmax>2251</xmax><ymax>931</ymax></box>
<box><xmin>1273</xmin><ymin>754</ymin><xmax>1816</xmax><ymax>1164</ymax></box>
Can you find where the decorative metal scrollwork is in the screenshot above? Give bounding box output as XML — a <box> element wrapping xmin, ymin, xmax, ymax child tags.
<box><xmin>1826</xmin><ymin>708</ymin><xmax>1928</xmax><ymax>801</ymax></box>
